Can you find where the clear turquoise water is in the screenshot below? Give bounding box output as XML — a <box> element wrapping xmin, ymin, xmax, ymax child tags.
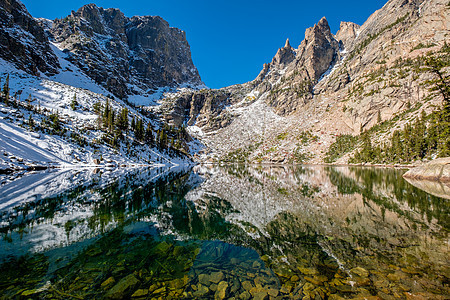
<box><xmin>0</xmin><ymin>165</ymin><xmax>448</xmax><ymax>299</ymax></box>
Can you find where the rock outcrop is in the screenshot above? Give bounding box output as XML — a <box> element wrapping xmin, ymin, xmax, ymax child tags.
<box><xmin>162</xmin><ymin>89</ymin><xmax>234</xmax><ymax>131</ymax></box>
<box><xmin>253</xmin><ymin>17</ymin><xmax>341</xmax><ymax>115</ymax></box>
<box><xmin>0</xmin><ymin>0</ymin><xmax>59</xmax><ymax>75</ymax></box>
<box><xmin>48</xmin><ymin>4</ymin><xmax>203</xmax><ymax>99</ymax></box>
<box><xmin>335</xmin><ymin>21</ymin><xmax>360</xmax><ymax>51</ymax></box>
<box><xmin>403</xmin><ymin>157</ymin><xmax>450</xmax><ymax>182</ymax></box>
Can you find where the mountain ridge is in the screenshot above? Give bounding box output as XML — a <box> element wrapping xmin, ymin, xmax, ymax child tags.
<box><xmin>0</xmin><ymin>0</ymin><xmax>448</xmax><ymax>169</ymax></box>
<box><xmin>158</xmin><ymin>0</ymin><xmax>449</xmax><ymax>164</ymax></box>
<box><xmin>0</xmin><ymin>0</ymin><xmax>203</xmax><ymax>171</ymax></box>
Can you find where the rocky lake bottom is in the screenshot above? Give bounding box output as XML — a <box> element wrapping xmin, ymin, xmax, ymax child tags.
<box><xmin>0</xmin><ymin>165</ymin><xmax>448</xmax><ymax>299</ymax></box>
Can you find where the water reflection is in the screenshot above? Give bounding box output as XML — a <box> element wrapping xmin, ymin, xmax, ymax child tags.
<box><xmin>0</xmin><ymin>165</ymin><xmax>448</xmax><ymax>299</ymax></box>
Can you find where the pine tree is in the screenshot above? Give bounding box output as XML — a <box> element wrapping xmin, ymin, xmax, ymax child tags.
<box><xmin>360</xmin><ymin>133</ymin><xmax>373</xmax><ymax>162</ymax></box>
<box><xmin>135</xmin><ymin>119</ymin><xmax>144</xmax><ymax>141</ymax></box>
<box><xmin>424</xmin><ymin>54</ymin><xmax>450</xmax><ymax>107</ymax></box>
<box><xmin>28</xmin><ymin>114</ymin><xmax>34</xmax><ymax>130</ymax></box>
<box><xmin>131</xmin><ymin>117</ymin><xmax>136</xmax><ymax>132</ymax></box>
<box><xmin>93</xmin><ymin>101</ymin><xmax>102</xmax><ymax>114</ymax></box>
<box><xmin>145</xmin><ymin>123</ymin><xmax>154</xmax><ymax>145</ymax></box>
<box><xmin>26</xmin><ymin>94</ymin><xmax>32</xmax><ymax>110</ymax></box>
<box><xmin>116</xmin><ymin>108</ymin><xmax>129</xmax><ymax>132</ymax></box>
<box><xmin>71</xmin><ymin>93</ymin><xmax>78</xmax><ymax>110</ymax></box>
<box><xmin>103</xmin><ymin>99</ymin><xmax>111</xmax><ymax>129</ymax></box>
<box><xmin>391</xmin><ymin>130</ymin><xmax>402</xmax><ymax>162</ymax></box>
<box><xmin>2</xmin><ymin>74</ymin><xmax>10</xmax><ymax>105</ymax></box>
<box><xmin>158</xmin><ymin>129</ymin><xmax>167</xmax><ymax>148</ymax></box>
<box><xmin>108</xmin><ymin>110</ymin><xmax>115</xmax><ymax>133</ymax></box>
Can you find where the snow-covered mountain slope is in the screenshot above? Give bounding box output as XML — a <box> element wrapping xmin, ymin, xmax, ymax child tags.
<box><xmin>0</xmin><ymin>0</ymin><xmax>211</xmax><ymax>173</ymax></box>
<box><xmin>0</xmin><ymin>54</ymin><xmax>193</xmax><ymax>171</ymax></box>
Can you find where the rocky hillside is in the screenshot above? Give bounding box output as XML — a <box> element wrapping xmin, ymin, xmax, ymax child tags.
<box><xmin>45</xmin><ymin>4</ymin><xmax>203</xmax><ymax>100</ymax></box>
<box><xmin>158</xmin><ymin>0</ymin><xmax>449</xmax><ymax>164</ymax></box>
<box><xmin>0</xmin><ymin>0</ymin><xmax>205</xmax><ymax>171</ymax></box>
<box><xmin>0</xmin><ymin>0</ymin><xmax>59</xmax><ymax>75</ymax></box>
<box><xmin>0</xmin><ymin>1</ymin><xmax>203</xmax><ymax>102</ymax></box>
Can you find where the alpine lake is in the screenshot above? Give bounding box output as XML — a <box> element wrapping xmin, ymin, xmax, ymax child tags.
<box><xmin>0</xmin><ymin>164</ymin><xmax>448</xmax><ymax>300</ymax></box>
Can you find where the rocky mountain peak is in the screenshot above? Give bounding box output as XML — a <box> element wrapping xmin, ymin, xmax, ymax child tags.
<box><xmin>317</xmin><ymin>16</ymin><xmax>330</xmax><ymax>31</ymax></box>
<box><xmin>284</xmin><ymin>38</ymin><xmax>291</xmax><ymax>48</ymax></box>
<box><xmin>271</xmin><ymin>38</ymin><xmax>295</xmax><ymax>67</ymax></box>
<box><xmin>49</xmin><ymin>4</ymin><xmax>203</xmax><ymax>99</ymax></box>
<box><xmin>303</xmin><ymin>16</ymin><xmax>334</xmax><ymax>46</ymax></box>
<box><xmin>335</xmin><ymin>21</ymin><xmax>360</xmax><ymax>51</ymax></box>
<box><xmin>0</xmin><ymin>0</ymin><xmax>59</xmax><ymax>75</ymax></box>
<box><xmin>249</xmin><ymin>16</ymin><xmax>342</xmax><ymax>115</ymax></box>
<box><xmin>74</xmin><ymin>3</ymin><xmax>113</xmax><ymax>35</ymax></box>
<box><xmin>298</xmin><ymin>16</ymin><xmax>341</xmax><ymax>80</ymax></box>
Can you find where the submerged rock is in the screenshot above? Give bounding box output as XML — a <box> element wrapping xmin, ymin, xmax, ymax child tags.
<box><xmin>101</xmin><ymin>277</ymin><xmax>116</xmax><ymax>289</ymax></box>
<box><xmin>131</xmin><ymin>289</ymin><xmax>148</xmax><ymax>298</ymax></box>
<box><xmin>193</xmin><ymin>284</ymin><xmax>209</xmax><ymax>297</ymax></box>
<box><xmin>298</xmin><ymin>267</ymin><xmax>319</xmax><ymax>275</ymax></box>
<box><xmin>350</xmin><ymin>267</ymin><xmax>369</xmax><ymax>278</ymax></box>
<box><xmin>210</xmin><ymin>271</ymin><xmax>225</xmax><ymax>284</ymax></box>
<box><xmin>105</xmin><ymin>274</ymin><xmax>140</xmax><ymax>299</ymax></box>
<box><xmin>215</xmin><ymin>281</ymin><xmax>229</xmax><ymax>299</ymax></box>
<box><xmin>154</xmin><ymin>241</ymin><xmax>172</xmax><ymax>254</ymax></box>
<box><xmin>239</xmin><ymin>290</ymin><xmax>251</xmax><ymax>300</ymax></box>
<box><xmin>21</xmin><ymin>290</ymin><xmax>38</xmax><ymax>296</ymax></box>
<box><xmin>241</xmin><ymin>280</ymin><xmax>254</xmax><ymax>291</ymax></box>
<box><xmin>253</xmin><ymin>290</ymin><xmax>269</xmax><ymax>300</ymax></box>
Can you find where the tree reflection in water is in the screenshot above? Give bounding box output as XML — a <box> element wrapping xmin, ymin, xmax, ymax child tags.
<box><xmin>0</xmin><ymin>165</ymin><xmax>448</xmax><ymax>299</ymax></box>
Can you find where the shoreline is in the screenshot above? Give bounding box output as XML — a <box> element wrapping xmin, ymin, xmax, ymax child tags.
<box><xmin>0</xmin><ymin>162</ymin><xmax>191</xmax><ymax>175</ymax></box>
<box><xmin>197</xmin><ymin>161</ymin><xmax>417</xmax><ymax>169</ymax></box>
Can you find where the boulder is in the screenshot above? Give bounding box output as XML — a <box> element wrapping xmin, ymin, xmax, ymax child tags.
<box><xmin>403</xmin><ymin>157</ymin><xmax>450</xmax><ymax>182</ymax></box>
<box><xmin>214</xmin><ymin>281</ymin><xmax>229</xmax><ymax>299</ymax></box>
<box><xmin>105</xmin><ymin>274</ymin><xmax>140</xmax><ymax>299</ymax></box>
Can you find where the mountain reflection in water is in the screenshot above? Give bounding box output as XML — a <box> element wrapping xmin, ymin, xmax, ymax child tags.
<box><xmin>0</xmin><ymin>165</ymin><xmax>448</xmax><ymax>299</ymax></box>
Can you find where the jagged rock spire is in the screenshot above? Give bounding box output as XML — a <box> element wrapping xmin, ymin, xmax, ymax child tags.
<box><xmin>285</xmin><ymin>38</ymin><xmax>291</xmax><ymax>48</ymax></box>
<box><xmin>272</xmin><ymin>38</ymin><xmax>295</xmax><ymax>66</ymax></box>
<box><xmin>317</xmin><ymin>16</ymin><xmax>330</xmax><ymax>31</ymax></box>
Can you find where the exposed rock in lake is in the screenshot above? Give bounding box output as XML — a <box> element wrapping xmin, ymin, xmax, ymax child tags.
<box><xmin>403</xmin><ymin>157</ymin><xmax>450</xmax><ymax>182</ymax></box>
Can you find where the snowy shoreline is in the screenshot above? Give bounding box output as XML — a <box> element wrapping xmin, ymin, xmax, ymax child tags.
<box><xmin>0</xmin><ymin>161</ymin><xmax>196</xmax><ymax>175</ymax></box>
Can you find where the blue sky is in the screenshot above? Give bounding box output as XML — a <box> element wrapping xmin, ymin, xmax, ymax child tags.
<box><xmin>22</xmin><ymin>0</ymin><xmax>387</xmax><ymax>89</ymax></box>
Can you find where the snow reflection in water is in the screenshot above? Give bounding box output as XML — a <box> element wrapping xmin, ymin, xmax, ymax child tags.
<box><xmin>0</xmin><ymin>165</ymin><xmax>448</xmax><ymax>299</ymax></box>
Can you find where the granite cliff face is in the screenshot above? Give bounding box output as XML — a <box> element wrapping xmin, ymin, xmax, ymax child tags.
<box><xmin>0</xmin><ymin>1</ymin><xmax>202</xmax><ymax>100</ymax></box>
<box><xmin>259</xmin><ymin>17</ymin><xmax>342</xmax><ymax>115</ymax></box>
<box><xmin>48</xmin><ymin>4</ymin><xmax>203</xmax><ymax>99</ymax></box>
<box><xmin>159</xmin><ymin>0</ymin><xmax>449</xmax><ymax>163</ymax></box>
<box><xmin>0</xmin><ymin>0</ymin><xmax>59</xmax><ymax>75</ymax></box>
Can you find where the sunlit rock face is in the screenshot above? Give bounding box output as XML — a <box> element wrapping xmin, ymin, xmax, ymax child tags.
<box><xmin>47</xmin><ymin>4</ymin><xmax>203</xmax><ymax>99</ymax></box>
